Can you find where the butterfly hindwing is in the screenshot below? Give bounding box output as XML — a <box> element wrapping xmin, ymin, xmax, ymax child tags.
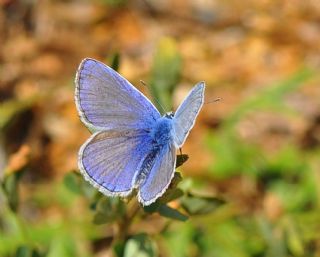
<box><xmin>75</xmin><ymin>58</ymin><xmax>161</xmax><ymax>132</ymax></box>
<box><xmin>79</xmin><ymin>129</ymin><xmax>153</xmax><ymax>196</ymax></box>
<box><xmin>172</xmin><ymin>82</ymin><xmax>205</xmax><ymax>147</ymax></box>
<box><xmin>138</xmin><ymin>143</ymin><xmax>176</xmax><ymax>205</ymax></box>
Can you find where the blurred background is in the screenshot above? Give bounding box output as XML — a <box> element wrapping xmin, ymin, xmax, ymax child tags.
<box><xmin>1</xmin><ymin>0</ymin><xmax>320</xmax><ymax>256</ymax></box>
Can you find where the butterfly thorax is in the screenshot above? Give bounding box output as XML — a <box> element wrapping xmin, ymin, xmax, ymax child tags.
<box><xmin>149</xmin><ymin>116</ymin><xmax>174</xmax><ymax>147</ymax></box>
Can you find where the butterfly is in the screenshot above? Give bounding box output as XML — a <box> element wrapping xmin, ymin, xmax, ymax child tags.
<box><xmin>75</xmin><ymin>58</ymin><xmax>205</xmax><ymax>206</ymax></box>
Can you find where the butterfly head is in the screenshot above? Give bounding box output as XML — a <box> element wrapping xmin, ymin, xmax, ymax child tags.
<box><xmin>164</xmin><ymin>112</ymin><xmax>174</xmax><ymax>119</ymax></box>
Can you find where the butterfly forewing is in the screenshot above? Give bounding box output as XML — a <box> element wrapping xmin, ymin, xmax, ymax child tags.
<box><xmin>173</xmin><ymin>82</ymin><xmax>205</xmax><ymax>147</ymax></box>
<box><xmin>75</xmin><ymin>58</ymin><xmax>161</xmax><ymax>132</ymax></box>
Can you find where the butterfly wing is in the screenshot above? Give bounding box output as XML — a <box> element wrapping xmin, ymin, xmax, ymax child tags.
<box><xmin>172</xmin><ymin>82</ymin><xmax>205</xmax><ymax>147</ymax></box>
<box><xmin>75</xmin><ymin>58</ymin><xmax>161</xmax><ymax>132</ymax></box>
<box><xmin>79</xmin><ymin>129</ymin><xmax>153</xmax><ymax>196</ymax></box>
<box><xmin>138</xmin><ymin>143</ymin><xmax>176</xmax><ymax>205</ymax></box>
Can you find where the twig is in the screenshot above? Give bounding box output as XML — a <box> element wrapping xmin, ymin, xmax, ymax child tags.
<box><xmin>114</xmin><ymin>199</ymin><xmax>141</xmax><ymax>243</ymax></box>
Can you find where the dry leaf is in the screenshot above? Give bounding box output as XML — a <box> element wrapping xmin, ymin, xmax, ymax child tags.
<box><xmin>5</xmin><ymin>145</ymin><xmax>31</xmax><ymax>175</ymax></box>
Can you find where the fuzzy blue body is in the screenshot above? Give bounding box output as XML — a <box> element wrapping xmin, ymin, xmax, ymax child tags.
<box><xmin>150</xmin><ymin>115</ymin><xmax>174</xmax><ymax>147</ymax></box>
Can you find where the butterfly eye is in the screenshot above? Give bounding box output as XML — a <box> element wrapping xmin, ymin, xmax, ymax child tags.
<box><xmin>165</xmin><ymin>112</ymin><xmax>174</xmax><ymax>119</ymax></box>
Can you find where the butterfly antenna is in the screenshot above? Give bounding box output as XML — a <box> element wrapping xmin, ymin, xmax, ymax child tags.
<box><xmin>205</xmin><ymin>97</ymin><xmax>222</xmax><ymax>105</ymax></box>
<box><xmin>140</xmin><ymin>80</ymin><xmax>167</xmax><ymax>114</ymax></box>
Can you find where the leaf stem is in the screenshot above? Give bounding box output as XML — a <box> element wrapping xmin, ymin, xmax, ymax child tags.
<box><xmin>114</xmin><ymin>199</ymin><xmax>140</xmax><ymax>243</ymax></box>
<box><xmin>0</xmin><ymin>183</ymin><xmax>33</xmax><ymax>247</ymax></box>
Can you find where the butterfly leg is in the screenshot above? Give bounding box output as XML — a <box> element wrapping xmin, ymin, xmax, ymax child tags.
<box><xmin>179</xmin><ymin>147</ymin><xmax>186</xmax><ymax>163</ymax></box>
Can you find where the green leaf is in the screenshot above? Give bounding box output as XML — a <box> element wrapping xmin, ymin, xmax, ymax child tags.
<box><xmin>93</xmin><ymin>211</ymin><xmax>110</xmax><ymax>225</ymax></box>
<box><xmin>257</xmin><ymin>217</ymin><xmax>287</xmax><ymax>257</ymax></box>
<box><xmin>285</xmin><ymin>219</ymin><xmax>304</xmax><ymax>256</ymax></box>
<box><xmin>123</xmin><ymin>234</ymin><xmax>157</xmax><ymax>257</ymax></box>
<box><xmin>97</xmin><ymin>196</ymin><xmax>125</xmax><ymax>215</ymax></box>
<box><xmin>113</xmin><ymin>240</ymin><xmax>126</xmax><ymax>257</ymax></box>
<box><xmin>170</xmin><ymin>172</ymin><xmax>183</xmax><ymax>188</ymax></box>
<box><xmin>31</xmin><ymin>249</ymin><xmax>46</xmax><ymax>257</ymax></box>
<box><xmin>143</xmin><ymin>189</ymin><xmax>187</xmax><ymax>221</ymax></box>
<box><xmin>158</xmin><ymin>204</ymin><xmax>188</xmax><ymax>222</ymax></box>
<box><xmin>176</xmin><ymin>154</ymin><xmax>189</xmax><ymax>168</ymax></box>
<box><xmin>109</xmin><ymin>52</ymin><xmax>121</xmax><ymax>71</ymax></box>
<box><xmin>15</xmin><ymin>246</ymin><xmax>30</xmax><ymax>257</ymax></box>
<box><xmin>150</xmin><ymin>37</ymin><xmax>182</xmax><ymax>113</ymax></box>
<box><xmin>143</xmin><ymin>201</ymin><xmax>161</xmax><ymax>214</ymax></box>
<box><xmin>96</xmin><ymin>196</ymin><xmax>112</xmax><ymax>213</ymax></box>
<box><xmin>93</xmin><ymin>196</ymin><xmax>126</xmax><ymax>225</ymax></box>
<box><xmin>181</xmin><ymin>194</ymin><xmax>225</xmax><ymax>215</ymax></box>
<box><xmin>14</xmin><ymin>246</ymin><xmax>45</xmax><ymax>257</ymax></box>
<box><xmin>158</xmin><ymin>172</ymin><xmax>183</xmax><ymax>203</ymax></box>
<box><xmin>2</xmin><ymin>172</ymin><xmax>23</xmax><ymax>212</ymax></box>
<box><xmin>143</xmin><ymin>188</ymin><xmax>183</xmax><ymax>214</ymax></box>
<box><xmin>161</xmin><ymin>188</ymin><xmax>184</xmax><ymax>204</ymax></box>
<box><xmin>64</xmin><ymin>171</ymin><xmax>98</xmax><ymax>199</ymax></box>
<box><xmin>0</xmin><ymin>97</ymin><xmax>37</xmax><ymax>130</ymax></box>
<box><xmin>63</xmin><ymin>172</ymin><xmax>82</xmax><ymax>195</ymax></box>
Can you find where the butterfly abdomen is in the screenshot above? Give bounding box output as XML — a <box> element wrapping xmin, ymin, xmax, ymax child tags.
<box><xmin>134</xmin><ymin>147</ymin><xmax>159</xmax><ymax>187</ymax></box>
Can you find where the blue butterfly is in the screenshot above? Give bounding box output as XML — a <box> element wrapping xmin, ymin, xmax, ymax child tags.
<box><xmin>75</xmin><ymin>58</ymin><xmax>205</xmax><ymax>206</ymax></box>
